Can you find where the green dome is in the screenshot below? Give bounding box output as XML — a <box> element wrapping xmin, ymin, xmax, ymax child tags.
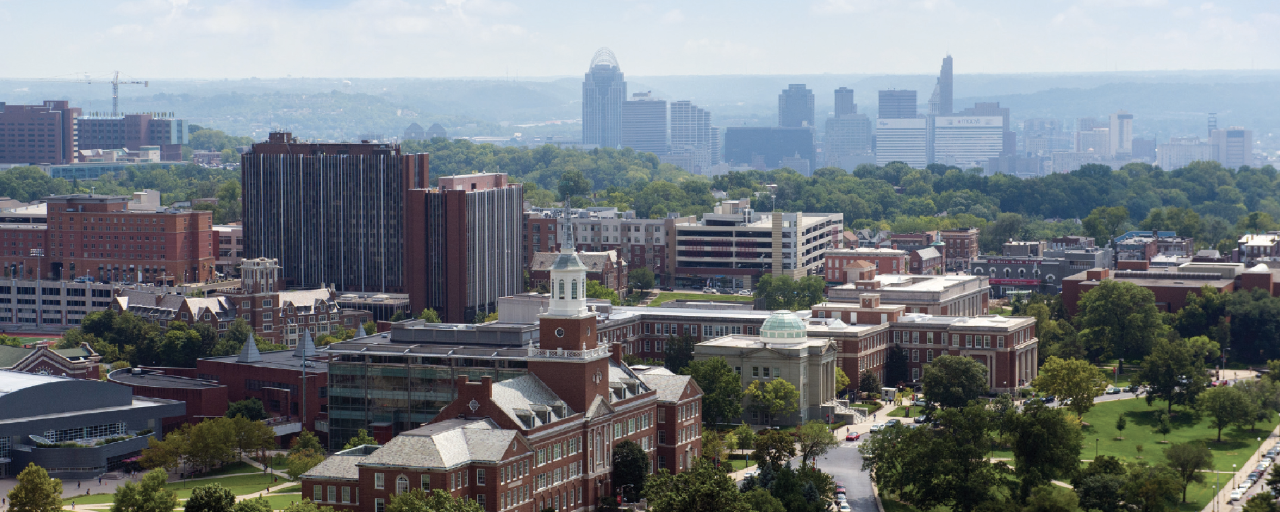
<box><xmin>759</xmin><ymin>311</ymin><xmax>806</xmax><ymax>342</ymax></box>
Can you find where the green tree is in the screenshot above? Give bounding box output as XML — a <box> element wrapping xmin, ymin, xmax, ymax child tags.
<box><xmin>746</xmin><ymin>379</ymin><xmax>800</xmax><ymax>426</ymax></box>
<box><xmin>343</xmin><ymin>429</ymin><xmax>376</xmax><ymax>449</ymax></box>
<box><xmin>742</xmin><ymin>488</ymin><xmax>785</xmax><ymax>512</ymax></box>
<box><xmin>1243</xmin><ymin>493</ymin><xmax>1280</xmax><ymax>512</ymax></box>
<box><xmin>751</xmin><ymin>430</ymin><xmax>797</xmax><ymax>469</ymax></box>
<box><xmin>683</xmin><ymin>358</ymin><xmax>743</xmax><ymax>426</ymax></box>
<box><xmin>1076</xmin><ymin>280</ymin><xmax>1166</xmax><ymax>362</ymax></box>
<box><xmin>231</xmin><ymin>497</ymin><xmax>272</xmax><ymax>512</ymax></box>
<box><xmin>883</xmin><ymin>346</ymin><xmax>910</xmax><ymax>387</ymax></box>
<box><xmin>185</xmin><ymin>418</ymin><xmax>237</xmax><ymax>471</ymax></box>
<box><xmin>418</xmin><ymin>308</ymin><xmax>442</xmax><ymax>323</ymax></box>
<box><xmin>112</xmin><ymin>470</ymin><xmax>178</xmax><ymax>512</ymax></box>
<box><xmin>733</xmin><ymin>425</ymin><xmax>756</xmax><ymax>458</ymax></box>
<box><xmin>228</xmin><ymin>414</ymin><xmax>277</xmax><ymax>462</ymax></box>
<box><xmin>226</xmin><ymin>398</ymin><xmax>267</xmax><ymax>421</ymax></box>
<box><xmin>557</xmin><ymin>169</ymin><xmax>593</xmax><ymax>206</ymax></box>
<box><xmin>286</xmin><ymin>450</ymin><xmax>326</xmax><ymax>481</ymax></box>
<box><xmin>1031</xmin><ymin>356</ymin><xmax>1108</xmax><ymax>419</ymax></box>
<box><xmin>857</xmin><ymin>369</ymin><xmax>881</xmax><ymax>399</ymax></box>
<box><xmin>796</xmin><ymin>421</ymin><xmax>838</xmax><ymax>467</ymax></box>
<box><xmin>1082</xmin><ymin>206</ymin><xmax>1129</xmax><ymax>242</ymax></box>
<box><xmin>1162</xmin><ymin>442</ymin><xmax>1213</xmax><ymax>503</ymax></box>
<box><xmin>387</xmin><ymin>489</ymin><xmax>483</xmax><ymax>512</ymax></box>
<box><xmin>1122</xmin><ymin>462</ymin><xmax>1181</xmax><ymax>512</ymax></box>
<box><xmin>185</xmin><ymin>484</ymin><xmax>236</xmax><ymax>512</ymax></box>
<box><xmin>290</xmin><ymin>430</ymin><xmax>324</xmax><ymax>456</ymax></box>
<box><xmin>663</xmin><ymin>334</ymin><xmax>697</xmax><ymax>374</ymax></box>
<box><xmin>7</xmin><ymin>463</ymin><xmax>63</xmax><ymax>512</ymax></box>
<box><xmin>833</xmin><ymin>367</ymin><xmax>850</xmax><ymax>397</ymax></box>
<box><xmin>644</xmin><ymin>459</ymin><xmax>750</xmax><ymax>512</ymax></box>
<box><xmin>860</xmin><ymin>402</ymin><xmax>1005</xmax><ymax>512</ymax></box>
<box><xmin>1116</xmin><ymin>414</ymin><xmax>1127</xmax><ymax>436</ymax></box>
<box><xmin>584</xmin><ymin>280</ymin><xmax>620</xmax><ymax>305</ymax></box>
<box><xmin>1198</xmin><ymin>385</ymin><xmax>1254</xmax><ymax>442</ymax></box>
<box><xmin>628</xmin><ymin>267</ymin><xmax>655</xmax><ymax>291</ymax></box>
<box><xmin>1138</xmin><ymin>336</ymin><xmax>1211</xmax><ymax>414</ymax></box>
<box><xmin>701</xmin><ymin>430</ymin><xmax>726</xmax><ymax>462</ymax></box>
<box><xmin>921</xmin><ymin>355</ymin><xmax>989</xmax><ymax>408</ymax></box>
<box><xmin>1003</xmin><ymin>401</ymin><xmax>1084</xmax><ymax>503</ymax></box>
<box><xmin>1267</xmin><ymin>468</ymin><xmax>1280</xmax><ymax>497</ymax></box>
<box><xmin>611</xmin><ymin>440</ymin><xmax>649</xmax><ymax>502</ymax></box>
<box><xmin>1023</xmin><ymin>485</ymin><xmax>1079</xmax><ymax>512</ymax></box>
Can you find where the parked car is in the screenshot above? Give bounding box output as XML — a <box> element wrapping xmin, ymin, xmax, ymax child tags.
<box><xmin>885</xmin><ymin>419</ymin><xmax>901</xmax><ymax>427</ymax></box>
<box><xmin>838</xmin><ymin>504</ymin><xmax>851</xmax><ymax>512</ymax></box>
<box><xmin>1042</xmin><ymin>395</ymin><xmax>1056</xmax><ymax>403</ymax></box>
<box><xmin>835</xmin><ymin>485</ymin><xmax>847</xmax><ymax>494</ymax></box>
<box><xmin>869</xmin><ymin>424</ymin><xmax>884</xmax><ymax>432</ymax></box>
<box><xmin>1230</xmin><ymin>489</ymin><xmax>1244</xmax><ymax>501</ymax></box>
<box><xmin>835</xmin><ymin>492</ymin><xmax>847</xmax><ymax>502</ymax></box>
<box><xmin>737</xmin><ymin>290</ymin><xmax>752</xmax><ymax>296</ymax></box>
<box><xmin>845</xmin><ymin>432</ymin><xmax>861</xmax><ymax>442</ymax></box>
<box><xmin>1105</xmin><ymin>386</ymin><xmax>1121</xmax><ymax>395</ymax></box>
<box><xmin>659</xmin><ymin>286</ymin><xmax>674</xmax><ymax>291</ymax></box>
<box><xmin>914</xmin><ymin>415</ymin><xmax>929</xmax><ymax>424</ymax></box>
<box><xmin>912</xmin><ymin>399</ymin><xmax>928</xmax><ymax>407</ymax></box>
<box><xmin>702</xmin><ymin>287</ymin><xmax>718</xmax><ymax>294</ymax></box>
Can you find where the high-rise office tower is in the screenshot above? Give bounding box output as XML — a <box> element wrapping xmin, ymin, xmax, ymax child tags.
<box><xmin>778</xmin><ymin>84</ymin><xmax>815</xmax><ymax>128</ymax></box>
<box><xmin>878</xmin><ymin>90</ymin><xmax>917</xmax><ymax>119</ymax></box>
<box><xmin>958</xmin><ymin>102</ymin><xmax>1015</xmax><ymax>157</ymax></box>
<box><xmin>834</xmin><ymin>87</ymin><xmax>856</xmax><ymax>118</ymax></box>
<box><xmin>1109</xmin><ymin>110</ymin><xmax>1133</xmax><ymax>157</ymax></box>
<box><xmin>582</xmin><ymin>48</ymin><xmax>626</xmax><ymax>148</ymax></box>
<box><xmin>826</xmin><ymin>88</ymin><xmax>871</xmax><ymax>168</ymax></box>
<box><xmin>1210</xmin><ymin>127</ymin><xmax>1254</xmax><ymax>168</ymax></box>
<box><xmin>875</xmin><ymin>119</ymin><xmax>927</xmax><ymax>167</ymax></box>
<box><xmin>621</xmin><ymin>91</ymin><xmax>667</xmax><ymax>154</ymax></box>
<box><xmin>667</xmin><ymin>100</ymin><xmax>718</xmax><ymax>172</ymax></box>
<box><xmin>0</xmin><ymin>101</ymin><xmax>80</xmax><ymax>165</ymax></box>
<box><xmin>242</xmin><ymin>132</ymin><xmax>428</xmax><ymax>293</ymax></box>
<box><xmin>938</xmin><ymin>56</ymin><xmax>953</xmax><ymax>115</ymax></box>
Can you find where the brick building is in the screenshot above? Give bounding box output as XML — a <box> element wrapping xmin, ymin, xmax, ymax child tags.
<box><xmin>0</xmin><ymin>342</ymin><xmax>100</xmax><ymax>379</ymax></box>
<box><xmin>114</xmin><ymin>257</ymin><xmax>371</xmax><ymax>345</ymax></box>
<box><xmin>940</xmin><ymin>228</ymin><xmax>979</xmax><ymax>270</ymax></box>
<box><xmin>406</xmin><ymin>173</ymin><xmax>524</xmax><ymax>323</ymax></box>
<box><xmin>303</xmin><ymin>238</ymin><xmax>700</xmax><ymax>511</ymax></box>
<box><xmin>77</xmin><ymin>114</ymin><xmax>188</xmax><ymax>162</ymax></box>
<box><xmin>1061</xmin><ymin>266</ymin><xmax>1238</xmax><ymax>316</ymax></box>
<box><xmin>241</xmin><ymin>132</ymin><xmax>429</xmax><ymax>293</ymax></box>
<box><xmin>809</xmin><ymin>294</ymin><xmax>1039</xmax><ymax>392</ymax></box>
<box><xmin>529</xmin><ymin>251</ymin><xmax>628</xmax><ymax>298</ymax></box>
<box><xmin>107</xmin><ymin>367</ymin><xmax>228</xmax><ymax>432</ymax></box>
<box><xmin>888</xmin><ymin>232</ymin><xmax>936</xmax><ymax>253</ymax></box>
<box><xmin>824</xmin><ymin>248</ymin><xmax>908</xmax><ymax>281</ymax></box>
<box><xmin>909</xmin><ymin>247</ymin><xmax>943</xmax><ymax>275</ymax></box>
<box><xmin>827</xmin><ymin>266</ymin><xmax>989</xmax><ymax>316</ymax></box>
<box><xmin>43</xmin><ymin>194</ymin><xmax>215</xmax><ymax>284</ymax></box>
<box><xmin>0</xmin><ymin>100</ymin><xmax>80</xmax><ymax>165</ymax></box>
<box><xmin>523</xmin><ymin>207</ymin><xmax>674</xmax><ymax>288</ymax></box>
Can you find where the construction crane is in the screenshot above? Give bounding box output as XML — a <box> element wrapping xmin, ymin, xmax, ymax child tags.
<box><xmin>8</xmin><ymin>71</ymin><xmax>147</xmax><ymax>117</ymax></box>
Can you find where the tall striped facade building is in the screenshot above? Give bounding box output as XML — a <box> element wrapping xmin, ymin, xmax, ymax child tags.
<box><xmin>241</xmin><ymin>133</ymin><xmax>429</xmax><ymax>293</ymax></box>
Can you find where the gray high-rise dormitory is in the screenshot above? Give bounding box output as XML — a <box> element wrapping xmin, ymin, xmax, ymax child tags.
<box><xmin>779</xmin><ymin>84</ymin><xmax>815</xmax><ymax>128</ymax></box>
<box><xmin>582</xmin><ymin>48</ymin><xmax>626</xmax><ymax>149</ymax></box>
<box><xmin>621</xmin><ymin>91</ymin><xmax>667</xmax><ymax>155</ymax></box>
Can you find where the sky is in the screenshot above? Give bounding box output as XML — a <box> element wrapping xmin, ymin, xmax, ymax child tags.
<box><xmin>3</xmin><ymin>0</ymin><xmax>1280</xmax><ymax>79</ymax></box>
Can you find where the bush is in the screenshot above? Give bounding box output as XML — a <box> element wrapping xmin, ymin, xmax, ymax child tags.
<box><xmin>136</xmin><ymin>429</ymin><xmax>154</xmax><ymax>436</ymax></box>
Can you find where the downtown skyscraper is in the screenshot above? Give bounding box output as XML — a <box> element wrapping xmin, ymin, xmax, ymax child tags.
<box><xmin>582</xmin><ymin>48</ymin><xmax>626</xmax><ymax>149</ymax></box>
<box><xmin>778</xmin><ymin>84</ymin><xmax>815</xmax><ymax>128</ymax></box>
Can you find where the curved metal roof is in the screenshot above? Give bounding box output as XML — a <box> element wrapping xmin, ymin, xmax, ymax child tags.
<box><xmin>590</xmin><ymin>47</ymin><xmax>619</xmax><ymax>69</ymax></box>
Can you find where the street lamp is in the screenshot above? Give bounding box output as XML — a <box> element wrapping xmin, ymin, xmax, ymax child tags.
<box><xmin>1095</xmin><ymin>439</ymin><xmax>1099</xmax><ymax>460</ymax></box>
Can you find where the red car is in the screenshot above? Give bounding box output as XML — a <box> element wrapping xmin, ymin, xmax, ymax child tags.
<box><xmin>845</xmin><ymin>432</ymin><xmax>861</xmax><ymax>442</ymax></box>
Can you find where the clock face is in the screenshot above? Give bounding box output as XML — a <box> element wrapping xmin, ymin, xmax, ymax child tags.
<box><xmin>555</xmin><ymin>328</ymin><xmax>566</xmax><ymax>338</ymax></box>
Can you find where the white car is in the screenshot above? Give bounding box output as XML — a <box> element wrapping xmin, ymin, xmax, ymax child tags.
<box><xmin>1231</xmin><ymin>489</ymin><xmax>1245</xmax><ymax>501</ymax></box>
<box><xmin>869</xmin><ymin>424</ymin><xmax>884</xmax><ymax>432</ymax></box>
<box><xmin>838</xmin><ymin>505</ymin><xmax>851</xmax><ymax>512</ymax></box>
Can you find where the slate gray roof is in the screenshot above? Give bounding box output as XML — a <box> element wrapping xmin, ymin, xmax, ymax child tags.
<box><xmin>915</xmin><ymin>247</ymin><xmax>941</xmax><ymax>260</ymax></box>
<box><xmin>490</xmin><ymin>374</ymin><xmax>574</xmax><ymax>428</ymax></box>
<box><xmin>638</xmin><ymin>372</ymin><xmax>694</xmax><ymax>403</ymax></box>
<box><xmin>302</xmin><ymin>452</ymin><xmax>366</xmax><ymax>480</ymax></box>
<box><xmin>359</xmin><ymin>419</ymin><xmax>517</xmax><ymax>470</ymax></box>
<box><xmin>530</xmin><ymin>251</ymin><xmax>616</xmax><ymax>273</ymax></box>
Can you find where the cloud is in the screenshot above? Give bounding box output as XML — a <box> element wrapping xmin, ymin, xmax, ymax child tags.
<box><xmin>660</xmin><ymin>8</ymin><xmax>683</xmax><ymax>24</ymax></box>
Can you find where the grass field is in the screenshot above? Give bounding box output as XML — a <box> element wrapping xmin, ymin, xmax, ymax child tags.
<box><xmin>262</xmin><ymin>493</ymin><xmax>306</xmax><ymax>510</ymax></box>
<box><xmin>274</xmin><ymin>484</ymin><xmax>302</xmax><ymax>494</ymax></box>
<box><xmin>994</xmin><ymin>397</ymin><xmax>1278</xmax><ymax>472</ymax></box>
<box><xmin>728</xmin><ymin>458</ymin><xmax>757</xmax><ymax>471</ymax></box>
<box><xmin>646</xmin><ymin>292</ymin><xmax>753</xmax><ymax>307</ymax></box>
<box><xmin>64</xmin><ymin>472</ymin><xmax>287</xmax><ymax>507</ymax></box>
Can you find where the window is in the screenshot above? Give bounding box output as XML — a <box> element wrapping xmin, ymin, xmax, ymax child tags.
<box><xmin>951</xmin><ymin>334</ymin><xmax>959</xmax><ymax>347</ymax></box>
<box><xmin>912</xmin><ymin>368</ymin><xmax>921</xmax><ymax>381</ymax></box>
<box><xmin>263</xmin><ymin>299</ymin><xmax>272</xmax><ymax>307</ymax></box>
<box><xmin>476</xmin><ymin>468</ymin><xmax>485</xmax><ymax>485</ymax></box>
<box><xmin>329</xmin><ymin>486</ymin><xmax>337</xmax><ymax>503</ymax></box>
<box><xmin>911</xmin><ymin>350</ymin><xmax>919</xmax><ymax>362</ymax></box>
<box><xmin>997</xmin><ymin>336</ymin><xmax>1005</xmax><ymax>348</ymax></box>
<box><xmin>374</xmin><ymin>473</ymin><xmax>385</xmax><ymax>489</ymax></box>
<box><xmin>752</xmin><ymin>367</ymin><xmax>759</xmax><ymax>377</ymax></box>
<box><xmin>658</xmin><ymin>408</ymin><xmax>665</xmax><ymax>423</ymax></box>
<box><xmin>926</xmin><ymin>332</ymin><xmax>934</xmax><ymax>344</ymax></box>
<box><xmin>965</xmin><ymin>335</ymin><xmax>973</xmax><ymax>348</ymax></box>
<box><xmin>313</xmin><ymin>486</ymin><xmax>322</xmax><ymax>501</ymax></box>
<box><xmin>342</xmin><ymin>487</ymin><xmax>351</xmax><ymax>503</ymax></box>
<box><xmin>984</xmin><ymin>336</ymin><xmax>991</xmax><ymax>348</ymax></box>
<box><xmin>927</xmin><ymin>350</ymin><xmax>934</xmax><ymax>362</ymax></box>
<box><xmin>477</xmin><ymin>495</ymin><xmax>486</xmax><ymax>511</ymax></box>
<box><xmin>911</xmin><ymin>331</ymin><xmax>919</xmax><ymax>343</ymax></box>
<box><xmin>762</xmin><ymin>367</ymin><xmax>770</xmax><ymax>377</ymax></box>
<box><xmin>396</xmin><ymin>476</ymin><xmax>408</xmax><ymax>494</ymax></box>
<box><xmin>375</xmin><ymin>499</ymin><xmax>385</xmax><ymax>512</ymax></box>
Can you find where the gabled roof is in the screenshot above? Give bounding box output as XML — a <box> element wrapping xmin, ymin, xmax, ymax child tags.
<box><xmin>530</xmin><ymin>251</ymin><xmax>615</xmax><ymax>272</ymax></box>
<box><xmin>359</xmin><ymin>419</ymin><xmax>519</xmax><ymax>470</ymax></box>
<box><xmin>490</xmin><ymin>374</ymin><xmax>575</xmax><ymax>428</ymax></box>
<box><xmin>637</xmin><ymin>371</ymin><xmax>695</xmax><ymax>403</ymax></box>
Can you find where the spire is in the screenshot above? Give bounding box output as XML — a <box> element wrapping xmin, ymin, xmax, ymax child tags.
<box><xmin>295</xmin><ymin>328</ymin><xmax>317</xmax><ymax>357</ymax></box>
<box><xmin>237</xmin><ymin>333</ymin><xmax>261</xmax><ymax>363</ymax></box>
<box><xmin>356</xmin><ymin>323</ymin><xmax>367</xmax><ymax>337</ymax></box>
<box><xmin>560</xmin><ymin>199</ymin><xmax>574</xmax><ymax>253</ymax></box>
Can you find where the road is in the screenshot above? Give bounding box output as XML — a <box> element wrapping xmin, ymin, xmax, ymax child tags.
<box><xmin>811</xmin><ymin>436</ymin><xmax>878</xmax><ymax>512</ymax></box>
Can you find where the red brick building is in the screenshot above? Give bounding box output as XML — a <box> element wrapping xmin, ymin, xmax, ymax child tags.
<box><xmin>909</xmin><ymin>247</ymin><xmax>943</xmax><ymax>275</ymax></box>
<box><xmin>0</xmin><ymin>342</ymin><xmax>100</xmax><ymax>379</ymax></box>
<box><xmin>107</xmin><ymin>367</ymin><xmax>228</xmax><ymax>432</ymax></box>
<box><xmin>528</xmin><ymin>251</ymin><xmax>628</xmax><ymax>298</ymax></box>
<box><xmin>940</xmin><ymin>228</ymin><xmax>980</xmax><ymax>270</ymax></box>
<box><xmin>0</xmin><ymin>100</ymin><xmax>80</xmax><ymax>165</ymax></box>
<box><xmin>303</xmin><ymin>244</ymin><xmax>700</xmax><ymax>512</ymax></box>
<box><xmin>1060</xmin><ymin>267</ymin><xmax>1237</xmax><ymax>316</ymax></box>
<box><xmin>43</xmin><ymin>194</ymin><xmax>215</xmax><ymax>284</ymax></box>
<box><xmin>114</xmin><ymin>257</ymin><xmax>371</xmax><ymax>345</ymax></box>
<box><xmin>824</xmin><ymin>248</ymin><xmax>908</xmax><ymax>281</ymax></box>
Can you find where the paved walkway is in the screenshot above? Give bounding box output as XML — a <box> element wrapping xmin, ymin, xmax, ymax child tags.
<box><xmin>1199</xmin><ymin>423</ymin><xmax>1279</xmax><ymax>512</ymax></box>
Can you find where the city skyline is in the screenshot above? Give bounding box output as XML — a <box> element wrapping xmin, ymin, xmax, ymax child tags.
<box><xmin>1</xmin><ymin>1</ymin><xmax>1278</xmax><ymax>79</ymax></box>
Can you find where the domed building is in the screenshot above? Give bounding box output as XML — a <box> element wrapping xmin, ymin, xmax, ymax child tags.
<box><xmin>692</xmin><ymin>310</ymin><xmax>838</xmax><ymax>426</ymax></box>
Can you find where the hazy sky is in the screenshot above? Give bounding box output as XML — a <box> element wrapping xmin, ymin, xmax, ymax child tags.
<box><xmin>4</xmin><ymin>0</ymin><xmax>1279</xmax><ymax>79</ymax></box>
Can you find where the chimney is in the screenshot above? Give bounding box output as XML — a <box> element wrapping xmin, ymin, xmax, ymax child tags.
<box><xmin>611</xmin><ymin>342</ymin><xmax>624</xmax><ymax>366</ymax></box>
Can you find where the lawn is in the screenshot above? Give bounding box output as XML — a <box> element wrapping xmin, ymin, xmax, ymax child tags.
<box><xmin>646</xmin><ymin>292</ymin><xmax>753</xmax><ymax>307</ymax></box>
<box><xmin>727</xmin><ymin>458</ymin><xmax>757</xmax><ymax>471</ymax></box>
<box><xmin>274</xmin><ymin>484</ymin><xmax>302</xmax><ymax>494</ymax></box>
<box><xmin>65</xmin><ymin>472</ymin><xmax>287</xmax><ymax>506</ymax></box>
<box><xmin>262</xmin><ymin>493</ymin><xmax>306</xmax><ymax>510</ymax></box>
<box><xmin>995</xmin><ymin>397</ymin><xmax>1278</xmax><ymax>473</ymax></box>
<box><xmin>201</xmin><ymin>461</ymin><xmax>263</xmax><ymax>478</ymax></box>
<box><xmin>886</xmin><ymin>406</ymin><xmax>915</xmax><ymax>418</ymax></box>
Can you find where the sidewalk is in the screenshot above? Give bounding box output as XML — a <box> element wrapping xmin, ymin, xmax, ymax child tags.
<box><xmin>1199</xmin><ymin>423</ymin><xmax>1279</xmax><ymax>512</ymax></box>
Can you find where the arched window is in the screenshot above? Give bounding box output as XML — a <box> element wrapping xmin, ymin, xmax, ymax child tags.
<box><xmin>989</xmin><ymin>267</ymin><xmax>996</xmax><ymax>276</ymax></box>
<box><xmin>571</xmin><ymin>279</ymin><xmax>578</xmax><ymax>300</ymax></box>
<box><xmin>396</xmin><ymin>475</ymin><xmax>409</xmax><ymax>495</ymax></box>
<box><xmin>1046</xmin><ymin>274</ymin><xmax>1056</xmax><ymax>282</ymax></box>
<box><xmin>1033</xmin><ymin>268</ymin><xmax>1041</xmax><ymax>278</ymax></box>
<box><xmin>1003</xmin><ymin>268</ymin><xmax>1011</xmax><ymax>278</ymax></box>
<box><xmin>1018</xmin><ymin>268</ymin><xmax>1026</xmax><ymax>278</ymax></box>
<box><xmin>558</xmin><ymin>280</ymin><xmax>565</xmax><ymax>300</ymax></box>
